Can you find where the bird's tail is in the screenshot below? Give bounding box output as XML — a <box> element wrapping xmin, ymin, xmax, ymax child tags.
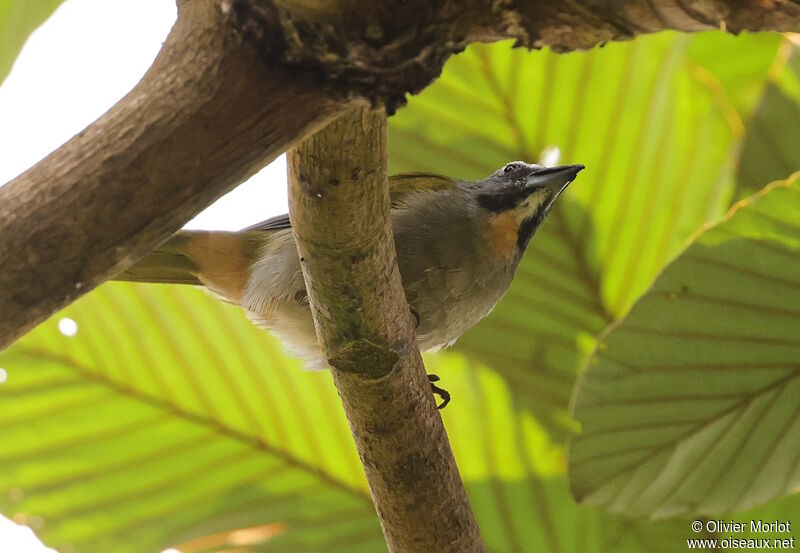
<box><xmin>116</xmin><ymin>232</ymin><xmax>202</xmax><ymax>285</ymax></box>
<box><xmin>114</xmin><ymin>230</ymin><xmax>262</xmax><ymax>303</ymax></box>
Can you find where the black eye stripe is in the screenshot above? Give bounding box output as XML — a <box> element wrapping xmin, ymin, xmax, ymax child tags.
<box><xmin>516</xmin><ymin>203</ymin><xmax>549</xmax><ymax>252</ymax></box>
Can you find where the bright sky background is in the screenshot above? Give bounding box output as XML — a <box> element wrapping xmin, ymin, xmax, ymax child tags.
<box><xmin>0</xmin><ymin>0</ymin><xmax>289</xmax><ymax>550</ymax></box>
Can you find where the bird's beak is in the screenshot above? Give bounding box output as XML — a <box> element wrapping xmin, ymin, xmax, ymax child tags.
<box><xmin>525</xmin><ymin>164</ymin><xmax>585</xmax><ymax>196</ymax></box>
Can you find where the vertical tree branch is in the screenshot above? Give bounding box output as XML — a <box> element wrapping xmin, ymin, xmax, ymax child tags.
<box><xmin>288</xmin><ymin>107</ymin><xmax>486</xmax><ymax>552</ymax></box>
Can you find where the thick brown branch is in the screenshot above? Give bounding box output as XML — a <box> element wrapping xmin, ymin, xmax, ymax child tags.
<box><xmin>0</xmin><ymin>1</ymin><xmax>348</xmax><ymax>349</ymax></box>
<box><xmin>229</xmin><ymin>0</ymin><xmax>800</xmax><ymax>111</ymax></box>
<box><xmin>288</xmin><ymin>107</ymin><xmax>485</xmax><ymax>552</ymax></box>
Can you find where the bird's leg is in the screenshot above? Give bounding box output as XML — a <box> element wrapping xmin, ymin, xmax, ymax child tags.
<box><xmin>427</xmin><ymin>374</ymin><xmax>450</xmax><ymax>409</ymax></box>
<box><xmin>408</xmin><ymin>305</ymin><xmax>448</xmax><ymax>408</ymax></box>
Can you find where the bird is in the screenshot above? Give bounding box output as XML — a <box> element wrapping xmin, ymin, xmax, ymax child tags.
<box><xmin>116</xmin><ymin>161</ymin><xmax>584</xmax><ymax>405</ymax></box>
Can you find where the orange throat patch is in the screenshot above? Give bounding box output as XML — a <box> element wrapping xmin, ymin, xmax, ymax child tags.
<box><xmin>486</xmin><ymin>212</ymin><xmax>519</xmax><ymax>261</ymax></box>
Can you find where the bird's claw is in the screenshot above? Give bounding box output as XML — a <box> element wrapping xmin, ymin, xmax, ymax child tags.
<box><xmin>427</xmin><ymin>374</ymin><xmax>450</xmax><ymax>409</ymax></box>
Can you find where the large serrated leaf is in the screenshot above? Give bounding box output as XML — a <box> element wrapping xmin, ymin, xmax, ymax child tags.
<box><xmin>569</xmin><ymin>174</ymin><xmax>800</xmax><ymax>519</ymax></box>
<box><xmin>1</xmin><ymin>286</ymin><xmax>697</xmax><ymax>553</ymax></box>
<box><xmin>0</xmin><ymin>284</ymin><xmax>380</xmax><ymax>553</ymax></box>
<box><xmin>3</xmin><ymin>260</ymin><xmax>797</xmax><ymax>551</ymax></box>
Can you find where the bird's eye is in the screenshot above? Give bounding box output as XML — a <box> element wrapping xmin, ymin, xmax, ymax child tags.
<box><xmin>503</xmin><ymin>163</ymin><xmax>517</xmax><ymax>174</ymax></box>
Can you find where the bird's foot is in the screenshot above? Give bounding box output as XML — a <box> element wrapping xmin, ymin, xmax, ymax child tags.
<box><xmin>427</xmin><ymin>374</ymin><xmax>450</xmax><ymax>409</ymax></box>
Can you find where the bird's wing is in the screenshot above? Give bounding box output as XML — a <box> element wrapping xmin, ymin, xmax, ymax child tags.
<box><xmin>240</xmin><ymin>213</ymin><xmax>292</xmax><ymax>232</ymax></box>
<box><xmin>240</xmin><ymin>173</ymin><xmax>456</xmax><ymax>232</ymax></box>
<box><xmin>386</xmin><ymin>173</ymin><xmax>456</xmax><ymax>206</ymax></box>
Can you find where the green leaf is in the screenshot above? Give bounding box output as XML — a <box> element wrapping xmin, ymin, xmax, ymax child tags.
<box><xmin>389</xmin><ymin>33</ymin><xmax>741</xmax><ymax>437</ymax></box>
<box><xmin>432</xmin><ymin>353</ymin><xmax>689</xmax><ymax>553</ymax></box>
<box><xmin>736</xmin><ymin>43</ymin><xmax>800</xmax><ymax>199</ymax></box>
<box><xmin>0</xmin><ymin>0</ymin><xmax>64</xmax><ymax>85</ymax></box>
<box><xmin>463</xmin><ymin>478</ymin><xmax>688</xmax><ymax>553</ymax></box>
<box><xmin>686</xmin><ymin>31</ymin><xmax>782</xmax><ymax>118</ymax></box>
<box><xmin>569</xmin><ymin>174</ymin><xmax>800</xmax><ymax>519</ymax></box>
<box><xmin>2</xmin><ymin>284</ymin><xmax>796</xmax><ymax>552</ymax></box>
<box><xmin>0</xmin><ymin>284</ymin><xmax>381</xmax><ymax>553</ymax></box>
<box><xmin>0</xmin><ymin>284</ymin><xmax>687</xmax><ymax>553</ymax></box>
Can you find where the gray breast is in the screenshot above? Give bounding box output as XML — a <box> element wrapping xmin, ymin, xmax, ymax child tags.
<box><xmin>391</xmin><ymin>188</ymin><xmax>517</xmax><ymax>351</ymax></box>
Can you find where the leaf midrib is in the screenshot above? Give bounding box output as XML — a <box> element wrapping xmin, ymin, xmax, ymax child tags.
<box><xmin>574</xmin><ymin>367</ymin><xmax>800</xmax><ymax>500</ymax></box>
<box><xmin>12</xmin><ymin>346</ymin><xmax>371</xmax><ymax>505</ymax></box>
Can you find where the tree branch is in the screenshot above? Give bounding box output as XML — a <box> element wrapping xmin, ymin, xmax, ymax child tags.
<box><xmin>0</xmin><ymin>0</ymin><xmax>350</xmax><ymax>349</ymax></box>
<box><xmin>1</xmin><ymin>0</ymin><xmax>797</xmax><ymax>349</ymax></box>
<box><xmin>288</xmin><ymin>107</ymin><xmax>485</xmax><ymax>552</ymax></box>
<box><xmin>230</xmin><ymin>0</ymin><xmax>800</xmax><ymax>112</ymax></box>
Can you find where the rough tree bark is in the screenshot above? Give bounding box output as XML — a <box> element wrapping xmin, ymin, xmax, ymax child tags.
<box><xmin>0</xmin><ymin>0</ymin><xmax>797</xmax><ymax>349</ymax></box>
<box><xmin>0</xmin><ymin>0</ymin><xmax>351</xmax><ymax>348</ymax></box>
<box><xmin>288</xmin><ymin>107</ymin><xmax>484</xmax><ymax>552</ymax></box>
<box><xmin>232</xmin><ymin>0</ymin><xmax>800</xmax><ymax>111</ymax></box>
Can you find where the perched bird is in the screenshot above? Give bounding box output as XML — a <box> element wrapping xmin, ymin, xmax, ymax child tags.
<box><xmin>117</xmin><ymin>161</ymin><xmax>584</xmax><ymax>404</ymax></box>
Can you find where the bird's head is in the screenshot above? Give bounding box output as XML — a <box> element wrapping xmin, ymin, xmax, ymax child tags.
<box><xmin>469</xmin><ymin>161</ymin><xmax>584</xmax><ymax>260</ymax></box>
